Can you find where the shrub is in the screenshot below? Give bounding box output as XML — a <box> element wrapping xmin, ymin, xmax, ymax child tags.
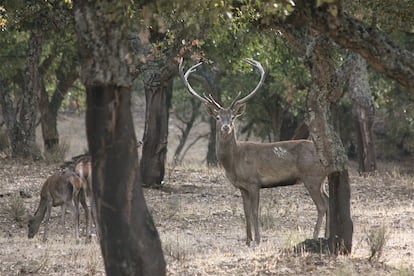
<box><xmin>0</xmin><ymin>128</ymin><xmax>9</xmax><ymax>152</ymax></box>
<box><xmin>43</xmin><ymin>140</ymin><xmax>69</xmax><ymax>164</ymax></box>
<box><xmin>367</xmin><ymin>225</ymin><xmax>387</xmax><ymax>263</ymax></box>
<box><xmin>2</xmin><ymin>194</ymin><xmax>26</xmax><ymax>223</ymax></box>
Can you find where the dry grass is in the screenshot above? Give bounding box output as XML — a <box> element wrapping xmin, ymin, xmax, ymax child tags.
<box><xmin>0</xmin><ymin>159</ymin><xmax>413</xmax><ymax>275</ymax></box>
<box><xmin>1</xmin><ymin>108</ymin><xmax>413</xmax><ymax>275</ymax></box>
<box><xmin>42</xmin><ymin>140</ymin><xmax>70</xmax><ymax>165</ymax></box>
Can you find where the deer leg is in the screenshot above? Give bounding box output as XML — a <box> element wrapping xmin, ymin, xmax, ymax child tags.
<box><xmin>305</xmin><ymin>179</ymin><xmax>329</xmax><ymax>239</ymax></box>
<box><xmin>90</xmin><ymin>196</ymin><xmax>101</xmax><ymax>240</ymax></box>
<box><xmin>79</xmin><ymin>188</ymin><xmax>91</xmax><ymax>241</ymax></box>
<box><xmin>323</xmin><ymin>189</ymin><xmax>329</xmax><ymax>238</ymax></box>
<box><xmin>86</xmin><ymin>177</ymin><xmax>100</xmax><ymax>239</ymax></box>
<box><xmin>61</xmin><ymin>204</ymin><xmax>67</xmax><ymax>239</ymax></box>
<box><xmin>240</xmin><ymin>189</ymin><xmax>252</xmax><ymax>246</ymax></box>
<box><xmin>70</xmin><ymin>200</ymin><xmax>80</xmax><ymax>242</ymax></box>
<box><xmin>72</xmin><ymin>189</ymin><xmax>81</xmax><ymax>238</ymax></box>
<box><xmin>43</xmin><ymin>203</ymin><xmax>52</xmax><ymax>242</ymax></box>
<box><xmin>250</xmin><ymin>188</ymin><xmax>261</xmax><ymax>245</ymax></box>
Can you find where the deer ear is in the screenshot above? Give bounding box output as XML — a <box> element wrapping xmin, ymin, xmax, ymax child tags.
<box><xmin>233</xmin><ymin>103</ymin><xmax>246</xmax><ymax>118</ymax></box>
<box><xmin>205</xmin><ymin>104</ymin><xmax>219</xmax><ymax>118</ymax></box>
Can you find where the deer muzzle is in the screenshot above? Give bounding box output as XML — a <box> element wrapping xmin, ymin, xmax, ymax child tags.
<box><xmin>221</xmin><ymin>124</ymin><xmax>232</xmax><ymax>135</ymax></box>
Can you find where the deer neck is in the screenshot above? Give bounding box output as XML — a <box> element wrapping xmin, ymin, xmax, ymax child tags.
<box><xmin>29</xmin><ymin>197</ymin><xmax>48</xmax><ymax>236</ymax></box>
<box><xmin>216</xmin><ymin>127</ymin><xmax>237</xmax><ymax>171</ymax></box>
<box><xmin>34</xmin><ymin>197</ymin><xmax>48</xmax><ymax>219</ymax></box>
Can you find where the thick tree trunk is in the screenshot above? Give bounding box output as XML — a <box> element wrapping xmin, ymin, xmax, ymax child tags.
<box><xmin>328</xmin><ymin>170</ymin><xmax>353</xmax><ymax>254</ymax></box>
<box><xmin>141</xmin><ymin>58</ymin><xmax>175</xmax><ymax>187</ymax></box>
<box><xmin>349</xmin><ymin>53</ymin><xmax>376</xmax><ymax>173</ymax></box>
<box><xmin>13</xmin><ymin>31</ymin><xmax>43</xmax><ymax>159</ymax></box>
<box><xmin>276</xmin><ymin>17</ymin><xmax>353</xmax><ymax>254</ymax></box>
<box><xmin>86</xmin><ymin>86</ymin><xmax>165</xmax><ymax>275</ymax></box>
<box><xmin>306</xmin><ymin>35</ymin><xmax>353</xmax><ymax>254</ymax></box>
<box><xmin>73</xmin><ymin>1</ymin><xmax>166</xmax><ymax>274</ymax></box>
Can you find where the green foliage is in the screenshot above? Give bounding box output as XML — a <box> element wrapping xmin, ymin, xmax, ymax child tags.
<box><xmin>1</xmin><ymin>0</ymin><xmax>80</xmax><ymax>100</ymax></box>
<box><xmin>1</xmin><ymin>0</ymin><xmax>83</xmax><ymax>157</ymax></box>
<box><xmin>344</xmin><ymin>0</ymin><xmax>414</xmax><ymax>33</ymax></box>
<box><xmin>163</xmin><ymin>1</ymin><xmax>312</xmax><ymax>141</ymax></box>
<box><xmin>1</xmin><ymin>0</ymin><xmax>413</xmax><ymax>160</ymax></box>
<box><xmin>0</xmin><ymin>6</ymin><xmax>7</xmax><ymax>31</ymax></box>
<box><xmin>369</xmin><ymin>68</ymin><xmax>414</xmax><ymax>159</ymax></box>
<box><xmin>0</xmin><ymin>29</ymin><xmax>27</xmax><ymax>81</ymax></box>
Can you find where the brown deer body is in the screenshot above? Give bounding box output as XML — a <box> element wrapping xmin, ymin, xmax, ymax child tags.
<box><xmin>28</xmin><ymin>169</ymin><xmax>88</xmax><ymax>241</ymax></box>
<box><xmin>180</xmin><ymin>58</ymin><xmax>329</xmax><ymax>245</ymax></box>
<box><xmin>74</xmin><ymin>158</ymin><xmax>99</xmax><ymax>239</ymax></box>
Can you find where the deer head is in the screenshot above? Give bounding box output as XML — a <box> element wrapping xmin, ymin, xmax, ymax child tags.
<box><xmin>28</xmin><ymin>216</ymin><xmax>40</xmax><ymax>238</ymax></box>
<box><xmin>179</xmin><ymin>58</ymin><xmax>265</xmax><ymax>138</ymax></box>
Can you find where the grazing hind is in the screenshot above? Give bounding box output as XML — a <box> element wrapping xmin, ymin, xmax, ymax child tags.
<box><xmin>28</xmin><ymin>169</ymin><xmax>88</xmax><ymax>242</ymax></box>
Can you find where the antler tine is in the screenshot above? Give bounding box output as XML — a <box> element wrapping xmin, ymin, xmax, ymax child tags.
<box><xmin>179</xmin><ymin>58</ymin><xmax>209</xmax><ymax>104</ymax></box>
<box><xmin>229</xmin><ymin>91</ymin><xmax>242</xmax><ymax>109</ymax></box>
<box><xmin>232</xmin><ymin>58</ymin><xmax>266</xmax><ymax>107</ymax></box>
<box><xmin>206</xmin><ymin>94</ymin><xmax>222</xmax><ymax>109</ymax></box>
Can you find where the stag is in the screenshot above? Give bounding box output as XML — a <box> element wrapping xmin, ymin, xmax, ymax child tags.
<box><xmin>179</xmin><ymin>58</ymin><xmax>329</xmax><ymax>246</ymax></box>
<box><xmin>28</xmin><ymin>169</ymin><xmax>88</xmax><ymax>242</ymax></box>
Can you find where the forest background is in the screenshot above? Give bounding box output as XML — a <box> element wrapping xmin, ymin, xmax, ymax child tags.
<box><xmin>0</xmin><ymin>0</ymin><xmax>413</xmax><ymax>275</ymax></box>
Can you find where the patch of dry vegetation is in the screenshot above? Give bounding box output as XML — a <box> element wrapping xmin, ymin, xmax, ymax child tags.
<box><xmin>0</xmin><ymin>159</ymin><xmax>413</xmax><ymax>275</ymax></box>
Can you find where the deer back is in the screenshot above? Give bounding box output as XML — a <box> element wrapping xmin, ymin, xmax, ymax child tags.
<box><xmin>222</xmin><ymin>139</ymin><xmax>325</xmax><ymax>188</ymax></box>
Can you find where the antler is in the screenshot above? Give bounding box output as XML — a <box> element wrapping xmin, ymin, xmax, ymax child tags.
<box><xmin>179</xmin><ymin>58</ymin><xmax>213</xmax><ymax>106</ymax></box>
<box><xmin>179</xmin><ymin>58</ymin><xmax>264</xmax><ymax>109</ymax></box>
<box><xmin>230</xmin><ymin>58</ymin><xmax>265</xmax><ymax>108</ymax></box>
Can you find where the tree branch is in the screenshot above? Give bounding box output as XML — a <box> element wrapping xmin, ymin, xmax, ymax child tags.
<box><xmin>287</xmin><ymin>0</ymin><xmax>414</xmax><ymax>91</ymax></box>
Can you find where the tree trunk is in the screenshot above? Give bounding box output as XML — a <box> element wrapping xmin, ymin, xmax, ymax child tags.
<box><xmin>86</xmin><ymin>86</ymin><xmax>165</xmax><ymax>275</ymax></box>
<box><xmin>191</xmin><ymin>65</ymin><xmax>222</xmax><ymax>166</ymax></box>
<box><xmin>276</xmin><ymin>17</ymin><xmax>354</xmax><ymax>254</ymax></box>
<box><xmin>306</xmin><ymin>34</ymin><xmax>353</xmax><ymax>254</ymax></box>
<box><xmin>39</xmin><ymin>52</ymin><xmax>78</xmax><ymax>151</ymax></box>
<box><xmin>328</xmin><ymin>170</ymin><xmax>353</xmax><ymax>254</ymax></box>
<box><xmin>13</xmin><ymin>30</ymin><xmax>43</xmax><ymax>159</ymax></box>
<box><xmin>73</xmin><ymin>1</ymin><xmax>166</xmax><ymax>274</ymax></box>
<box><xmin>39</xmin><ymin>104</ymin><xmax>59</xmax><ymax>150</ymax></box>
<box><xmin>141</xmin><ymin>58</ymin><xmax>175</xmax><ymax>187</ymax></box>
<box><xmin>263</xmin><ymin>92</ymin><xmax>284</xmax><ymax>141</ymax></box>
<box><xmin>173</xmin><ymin>98</ymin><xmax>201</xmax><ymax>164</ymax></box>
<box><xmin>349</xmin><ymin>53</ymin><xmax>376</xmax><ymax>173</ymax></box>
<box><xmin>0</xmin><ymin>78</ymin><xmax>15</xmax><ymax>152</ymax></box>
<box><xmin>206</xmin><ymin>117</ymin><xmax>218</xmax><ymax>165</ymax></box>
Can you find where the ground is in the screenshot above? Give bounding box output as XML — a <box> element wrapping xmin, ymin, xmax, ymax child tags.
<box><xmin>1</xmin><ymin>107</ymin><xmax>414</xmax><ymax>275</ymax></box>
<box><xmin>0</xmin><ymin>158</ymin><xmax>413</xmax><ymax>275</ymax></box>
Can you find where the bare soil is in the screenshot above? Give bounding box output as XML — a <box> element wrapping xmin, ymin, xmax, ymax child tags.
<box><xmin>1</xmin><ymin>108</ymin><xmax>413</xmax><ymax>275</ymax></box>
